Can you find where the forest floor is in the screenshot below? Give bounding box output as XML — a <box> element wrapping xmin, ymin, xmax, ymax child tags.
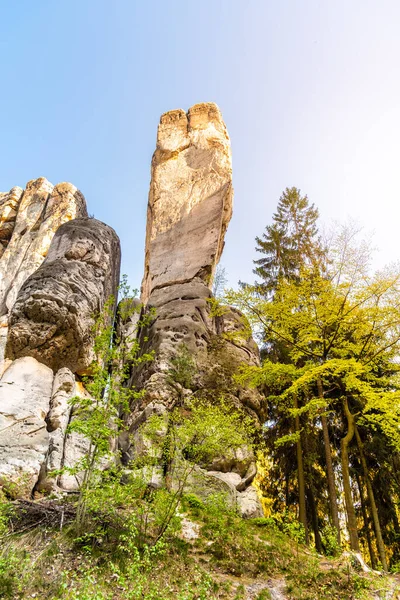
<box><xmin>1</xmin><ymin>498</ymin><xmax>399</xmax><ymax>600</ymax></box>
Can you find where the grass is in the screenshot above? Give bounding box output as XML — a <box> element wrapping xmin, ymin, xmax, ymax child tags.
<box><xmin>0</xmin><ymin>496</ymin><xmax>397</xmax><ymax>600</ymax></box>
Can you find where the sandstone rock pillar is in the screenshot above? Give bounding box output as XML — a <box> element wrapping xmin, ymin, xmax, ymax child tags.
<box><xmin>128</xmin><ymin>104</ymin><xmax>264</xmax><ymax>517</ymax></box>
<box><xmin>141</xmin><ymin>102</ymin><xmax>233</xmax><ymax>303</ymax></box>
<box><xmin>0</xmin><ymin>179</ymin><xmax>88</xmax><ymax>364</ymax></box>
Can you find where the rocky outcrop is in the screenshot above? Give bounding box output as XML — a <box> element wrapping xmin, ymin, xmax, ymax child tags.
<box><xmin>0</xmin><ymin>178</ymin><xmax>87</xmax><ymax>365</ymax></box>
<box><xmin>0</xmin><ymin>180</ymin><xmax>120</xmax><ymax>496</ymax></box>
<box><xmin>0</xmin><ymin>179</ymin><xmax>87</xmax><ymax>318</ymax></box>
<box><xmin>141</xmin><ymin>103</ymin><xmax>233</xmax><ymax>303</ymax></box>
<box><xmin>0</xmin><ymin>104</ymin><xmax>264</xmax><ymax>516</ymax></box>
<box><xmin>0</xmin><ymin>187</ymin><xmax>24</xmax><ymax>259</ymax></box>
<box><xmin>38</xmin><ymin>368</ymin><xmax>76</xmax><ymax>492</ymax></box>
<box><xmin>6</xmin><ymin>218</ymin><xmax>121</xmax><ymax>373</ymax></box>
<box><xmin>126</xmin><ymin>103</ymin><xmax>264</xmax><ymax>516</ymax></box>
<box><xmin>0</xmin><ymin>357</ymin><xmax>54</xmax><ymax>495</ymax></box>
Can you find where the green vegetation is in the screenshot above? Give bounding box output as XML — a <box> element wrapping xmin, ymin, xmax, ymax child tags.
<box><xmin>61</xmin><ymin>275</ymin><xmax>154</xmax><ymax>534</ymax></box>
<box><xmin>226</xmin><ymin>190</ymin><xmax>400</xmax><ymax>573</ymax></box>
<box><xmin>2</xmin><ymin>188</ymin><xmax>400</xmax><ymax>597</ymax></box>
<box><xmin>0</xmin><ymin>493</ymin><xmax>393</xmax><ymax>599</ymax></box>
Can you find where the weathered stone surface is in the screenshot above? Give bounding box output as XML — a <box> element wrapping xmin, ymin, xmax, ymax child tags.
<box><xmin>172</xmin><ymin>464</ymin><xmax>238</xmax><ymax>507</ymax></box>
<box><xmin>0</xmin><ymin>187</ymin><xmax>24</xmax><ymax>258</ymax></box>
<box><xmin>141</xmin><ymin>103</ymin><xmax>233</xmax><ymax>303</ymax></box>
<box><xmin>206</xmin><ymin>445</ymin><xmax>254</xmax><ymax>479</ymax></box>
<box><xmin>0</xmin><ymin>179</ymin><xmax>87</xmax><ymax>370</ymax></box>
<box><xmin>0</xmin><ymin>357</ymin><xmax>54</xmax><ymax>495</ymax></box>
<box><xmin>115</xmin><ymin>297</ymin><xmax>141</xmax><ymax>354</ymax></box>
<box><xmin>0</xmin><ymin>180</ymin><xmax>120</xmax><ymax>494</ymax></box>
<box><xmin>6</xmin><ymin>218</ymin><xmax>121</xmax><ymax>373</ymax></box>
<box><xmin>125</xmin><ymin>105</ymin><xmax>264</xmax><ymax>504</ymax></box>
<box><xmin>0</xmin><ymin>179</ymin><xmax>87</xmax><ymax>318</ymax></box>
<box><xmin>206</xmin><ymin>470</ymin><xmax>242</xmax><ymax>489</ymax></box>
<box><xmin>57</xmin><ymin>382</ymin><xmax>91</xmax><ymax>491</ymax></box>
<box><xmin>236</xmin><ymin>485</ymin><xmax>264</xmax><ymax>519</ymax></box>
<box><xmin>37</xmin><ymin>368</ymin><xmax>76</xmax><ymax>491</ymax></box>
<box><xmin>130</xmin><ymin>279</ymin><xmax>263</xmax><ymax>420</ymax></box>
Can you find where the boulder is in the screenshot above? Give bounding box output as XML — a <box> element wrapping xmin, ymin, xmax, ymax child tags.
<box><xmin>236</xmin><ymin>485</ymin><xmax>264</xmax><ymax>519</ymax></box>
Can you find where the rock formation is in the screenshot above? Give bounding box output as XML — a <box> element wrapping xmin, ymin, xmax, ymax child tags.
<box><xmin>0</xmin><ymin>357</ymin><xmax>54</xmax><ymax>495</ymax></box>
<box><xmin>0</xmin><ymin>104</ymin><xmax>264</xmax><ymax>516</ymax></box>
<box><xmin>141</xmin><ymin>102</ymin><xmax>233</xmax><ymax>303</ymax></box>
<box><xmin>126</xmin><ymin>103</ymin><xmax>264</xmax><ymax>517</ymax></box>
<box><xmin>0</xmin><ymin>178</ymin><xmax>87</xmax><ymax>364</ymax></box>
<box><xmin>0</xmin><ymin>180</ymin><xmax>120</xmax><ymax>494</ymax></box>
<box><xmin>6</xmin><ymin>218</ymin><xmax>121</xmax><ymax>373</ymax></box>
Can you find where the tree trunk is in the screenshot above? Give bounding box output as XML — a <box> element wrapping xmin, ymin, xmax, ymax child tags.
<box><xmin>303</xmin><ymin>428</ymin><xmax>322</xmax><ymax>552</ymax></box>
<box><xmin>294</xmin><ymin>395</ymin><xmax>309</xmax><ymax>544</ymax></box>
<box><xmin>355</xmin><ymin>470</ymin><xmax>377</xmax><ymax>569</ymax></box>
<box><xmin>285</xmin><ymin>471</ymin><xmax>290</xmax><ymax>509</ymax></box>
<box><xmin>355</xmin><ymin>425</ymin><xmax>388</xmax><ymax>571</ymax></box>
<box><xmin>318</xmin><ymin>377</ymin><xmax>341</xmax><ymax>545</ymax></box>
<box><xmin>341</xmin><ymin>397</ymin><xmax>360</xmax><ymax>552</ymax></box>
<box><xmin>306</xmin><ymin>486</ymin><xmax>323</xmax><ymax>553</ymax></box>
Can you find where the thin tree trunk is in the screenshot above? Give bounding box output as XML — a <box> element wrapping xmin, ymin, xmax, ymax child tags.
<box><xmin>294</xmin><ymin>395</ymin><xmax>309</xmax><ymax>544</ymax></box>
<box><xmin>285</xmin><ymin>472</ymin><xmax>290</xmax><ymax>509</ymax></box>
<box><xmin>341</xmin><ymin>397</ymin><xmax>360</xmax><ymax>552</ymax></box>
<box><xmin>303</xmin><ymin>427</ymin><xmax>322</xmax><ymax>552</ymax></box>
<box><xmin>355</xmin><ymin>426</ymin><xmax>388</xmax><ymax>571</ymax></box>
<box><xmin>355</xmin><ymin>470</ymin><xmax>377</xmax><ymax>569</ymax></box>
<box><xmin>306</xmin><ymin>486</ymin><xmax>323</xmax><ymax>553</ymax></box>
<box><xmin>317</xmin><ymin>377</ymin><xmax>341</xmax><ymax>545</ymax></box>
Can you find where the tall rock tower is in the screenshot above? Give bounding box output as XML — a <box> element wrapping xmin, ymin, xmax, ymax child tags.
<box><xmin>141</xmin><ymin>103</ymin><xmax>233</xmax><ymax>303</ymax></box>
<box><xmin>126</xmin><ymin>103</ymin><xmax>264</xmax><ymax>518</ymax></box>
<box><xmin>0</xmin><ymin>105</ymin><xmax>264</xmax><ymax>518</ymax></box>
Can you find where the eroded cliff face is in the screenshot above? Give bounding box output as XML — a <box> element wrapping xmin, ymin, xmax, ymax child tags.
<box><xmin>7</xmin><ymin>218</ymin><xmax>121</xmax><ymax>373</ymax></box>
<box><xmin>0</xmin><ymin>178</ymin><xmax>88</xmax><ymax>364</ymax></box>
<box><xmin>0</xmin><ymin>104</ymin><xmax>263</xmax><ymax>516</ymax></box>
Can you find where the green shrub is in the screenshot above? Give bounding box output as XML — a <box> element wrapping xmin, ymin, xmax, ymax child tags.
<box><xmin>168</xmin><ymin>343</ymin><xmax>196</xmax><ymax>389</ymax></box>
<box><xmin>320</xmin><ymin>523</ymin><xmax>342</xmax><ymax>557</ymax></box>
<box><xmin>0</xmin><ymin>549</ymin><xmax>29</xmax><ymax>599</ymax></box>
<box><xmin>182</xmin><ymin>493</ymin><xmax>205</xmax><ymax>511</ymax></box>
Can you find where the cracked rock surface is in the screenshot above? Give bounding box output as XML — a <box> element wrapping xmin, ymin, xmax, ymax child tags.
<box><xmin>6</xmin><ymin>217</ymin><xmax>121</xmax><ymax>373</ymax></box>
<box><xmin>141</xmin><ymin>102</ymin><xmax>233</xmax><ymax>303</ymax></box>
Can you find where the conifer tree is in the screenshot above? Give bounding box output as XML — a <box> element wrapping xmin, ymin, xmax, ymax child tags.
<box><xmin>253</xmin><ymin>187</ymin><xmax>323</xmax><ymax>294</ymax></box>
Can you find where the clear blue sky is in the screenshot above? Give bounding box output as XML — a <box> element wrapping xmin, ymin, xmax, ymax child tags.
<box><xmin>1</xmin><ymin>1</ymin><xmax>399</xmax><ymax>290</ymax></box>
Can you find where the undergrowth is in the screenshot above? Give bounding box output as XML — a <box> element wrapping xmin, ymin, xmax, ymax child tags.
<box><xmin>0</xmin><ymin>491</ymin><xmax>394</xmax><ymax>600</ymax></box>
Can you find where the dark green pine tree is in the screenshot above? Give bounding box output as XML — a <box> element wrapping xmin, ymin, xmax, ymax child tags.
<box><xmin>253</xmin><ymin>187</ymin><xmax>324</xmax><ymax>294</ymax></box>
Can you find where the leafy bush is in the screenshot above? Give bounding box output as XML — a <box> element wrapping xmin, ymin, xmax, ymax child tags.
<box><xmin>320</xmin><ymin>523</ymin><xmax>342</xmax><ymax>557</ymax></box>
<box><xmin>182</xmin><ymin>493</ymin><xmax>205</xmax><ymax>511</ymax></box>
<box><xmin>0</xmin><ymin>549</ymin><xmax>29</xmax><ymax>599</ymax></box>
<box><xmin>168</xmin><ymin>343</ymin><xmax>196</xmax><ymax>389</ymax></box>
